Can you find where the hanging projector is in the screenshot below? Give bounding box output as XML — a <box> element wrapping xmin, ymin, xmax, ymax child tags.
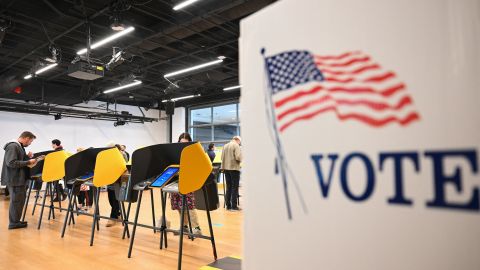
<box><xmin>68</xmin><ymin>61</ymin><xmax>104</xmax><ymax>80</ymax></box>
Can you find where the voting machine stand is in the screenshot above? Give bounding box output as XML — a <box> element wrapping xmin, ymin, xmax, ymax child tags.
<box><xmin>123</xmin><ymin>142</ymin><xmax>195</xmax><ymax>258</ymax></box>
<box><xmin>21</xmin><ymin>150</ymin><xmax>54</xmax><ymax>222</ymax></box>
<box><xmin>60</xmin><ymin>147</ymin><xmax>130</xmax><ymax>247</ymax></box>
<box><xmin>174</xmin><ymin>142</ymin><xmax>217</xmax><ymax>270</ymax></box>
<box><xmin>124</xmin><ymin>142</ymin><xmax>218</xmax><ymax>270</ymax></box>
<box><xmin>27</xmin><ymin>150</ymin><xmax>69</xmax><ymax>230</ymax></box>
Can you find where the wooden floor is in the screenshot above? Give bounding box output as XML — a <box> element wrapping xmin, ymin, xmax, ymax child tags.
<box><xmin>0</xmin><ymin>187</ymin><xmax>243</xmax><ymax>270</ymax></box>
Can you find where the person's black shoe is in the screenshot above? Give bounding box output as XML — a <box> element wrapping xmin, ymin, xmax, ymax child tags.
<box><xmin>61</xmin><ymin>193</ymin><xmax>67</xmax><ymax>201</ymax></box>
<box><xmin>230</xmin><ymin>207</ymin><xmax>242</xmax><ymax>211</ymax></box>
<box><xmin>20</xmin><ymin>221</ymin><xmax>27</xmax><ymax>225</ymax></box>
<box><xmin>8</xmin><ymin>222</ymin><xmax>28</xmax><ymax>230</ymax></box>
<box><xmin>52</xmin><ymin>197</ymin><xmax>60</xmax><ymax>202</ymax></box>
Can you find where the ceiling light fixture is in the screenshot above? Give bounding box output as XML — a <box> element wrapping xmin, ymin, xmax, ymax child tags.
<box><xmin>23</xmin><ymin>63</ymin><xmax>58</xmax><ymax>80</ymax></box>
<box><xmin>103</xmin><ymin>80</ymin><xmax>142</xmax><ymax>94</ymax></box>
<box><xmin>223</xmin><ymin>85</ymin><xmax>242</xmax><ymax>91</ymax></box>
<box><xmin>173</xmin><ymin>0</ymin><xmax>201</xmax><ymax>11</ymax></box>
<box><xmin>77</xmin><ymin>26</ymin><xmax>135</xmax><ymax>55</ymax></box>
<box><xmin>162</xmin><ymin>94</ymin><xmax>199</xmax><ymax>102</ymax></box>
<box><xmin>164</xmin><ymin>57</ymin><xmax>224</xmax><ymax>78</ymax></box>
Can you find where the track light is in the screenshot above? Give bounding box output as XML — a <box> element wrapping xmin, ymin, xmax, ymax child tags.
<box><xmin>161</xmin><ymin>94</ymin><xmax>199</xmax><ymax>102</ymax></box>
<box><xmin>106</xmin><ymin>48</ymin><xmax>125</xmax><ymax>70</ymax></box>
<box><xmin>163</xmin><ymin>57</ymin><xmax>224</xmax><ymax>78</ymax></box>
<box><xmin>103</xmin><ymin>80</ymin><xmax>142</xmax><ymax>94</ymax></box>
<box><xmin>173</xmin><ymin>0</ymin><xmax>201</xmax><ymax>10</ymax></box>
<box><xmin>223</xmin><ymin>85</ymin><xmax>241</xmax><ymax>91</ymax></box>
<box><xmin>24</xmin><ymin>63</ymin><xmax>58</xmax><ymax>80</ymax></box>
<box><xmin>77</xmin><ymin>27</ymin><xmax>134</xmax><ymax>55</ymax></box>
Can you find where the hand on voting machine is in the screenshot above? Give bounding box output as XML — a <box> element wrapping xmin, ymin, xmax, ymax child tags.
<box><xmin>27</xmin><ymin>155</ymin><xmax>45</xmax><ymax>168</ymax></box>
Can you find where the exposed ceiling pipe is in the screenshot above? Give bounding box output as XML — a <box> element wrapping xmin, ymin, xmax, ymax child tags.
<box><xmin>0</xmin><ymin>6</ymin><xmax>109</xmax><ymax>75</ymax></box>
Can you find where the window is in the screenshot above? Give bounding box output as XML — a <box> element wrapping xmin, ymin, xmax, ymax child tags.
<box><xmin>188</xmin><ymin>102</ymin><xmax>240</xmax><ymax>147</ymax></box>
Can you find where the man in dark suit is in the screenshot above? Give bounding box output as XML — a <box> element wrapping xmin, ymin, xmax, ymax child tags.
<box><xmin>1</xmin><ymin>131</ymin><xmax>38</xmax><ymax>229</ymax></box>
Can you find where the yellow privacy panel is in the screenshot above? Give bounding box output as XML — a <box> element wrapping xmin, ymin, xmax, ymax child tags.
<box><xmin>93</xmin><ymin>148</ymin><xmax>127</xmax><ymax>187</ymax></box>
<box><xmin>179</xmin><ymin>142</ymin><xmax>213</xmax><ymax>194</ymax></box>
<box><xmin>42</xmin><ymin>150</ymin><xmax>69</xmax><ymax>182</ymax></box>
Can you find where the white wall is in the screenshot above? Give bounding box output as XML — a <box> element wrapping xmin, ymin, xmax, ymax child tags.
<box><xmin>171</xmin><ymin>107</ymin><xmax>186</xmax><ymax>142</ymax></box>
<box><xmin>0</xmin><ymin>104</ymin><xmax>168</xmax><ymax>166</ymax></box>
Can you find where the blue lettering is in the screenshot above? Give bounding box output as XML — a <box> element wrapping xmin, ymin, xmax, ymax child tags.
<box><xmin>425</xmin><ymin>150</ymin><xmax>479</xmax><ymax>211</ymax></box>
<box><xmin>340</xmin><ymin>152</ymin><xmax>375</xmax><ymax>201</ymax></box>
<box><xmin>311</xmin><ymin>154</ymin><xmax>338</xmax><ymax>198</ymax></box>
<box><xmin>379</xmin><ymin>152</ymin><xmax>419</xmax><ymax>206</ymax></box>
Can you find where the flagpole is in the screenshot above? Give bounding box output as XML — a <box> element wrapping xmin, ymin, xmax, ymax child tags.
<box><xmin>261</xmin><ymin>48</ymin><xmax>292</xmax><ymax>220</ymax></box>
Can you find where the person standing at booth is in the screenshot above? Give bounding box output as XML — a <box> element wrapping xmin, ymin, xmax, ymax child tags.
<box><xmin>1</xmin><ymin>131</ymin><xmax>38</xmax><ymax>229</ymax></box>
<box><xmin>170</xmin><ymin>132</ymin><xmax>202</xmax><ymax>235</ymax></box>
<box><xmin>51</xmin><ymin>139</ymin><xmax>66</xmax><ymax>202</ymax></box>
<box><xmin>207</xmin><ymin>143</ymin><xmax>216</xmax><ymax>163</ymax></box>
<box><xmin>106</xmin><ymin>144</ymin><xmax>128</xmax><ymax>227</ymax></box>
<box><xmin>221</xmin><ymin>136</ymin><xmax>242</xmax><ymax>211</ymax></box>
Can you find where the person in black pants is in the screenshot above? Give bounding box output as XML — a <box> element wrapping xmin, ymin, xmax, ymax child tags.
<box><xmin>221</xmin><ymin>136</ymin><xmax>243</xmax><ymax>211</ymax></box>
<box><xmin>51</xmin><ymin>139</ymin><xmax>66</xmax><ymax>202</ymax></box>
<box><xmin>1</xmin><ymin>131</ymin><xmax>38</xmax><ymax>229</ymax></box>
<box><xmin>106</xmin><ymin>144</ymin><xmax>128</xmax><ymax>227</ymax></box>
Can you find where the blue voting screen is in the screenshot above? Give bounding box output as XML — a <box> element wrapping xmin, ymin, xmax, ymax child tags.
<box><xmin>150</xmin><ymin>167</ymin><xmax>179</xmax><ymax>188</ymax></box>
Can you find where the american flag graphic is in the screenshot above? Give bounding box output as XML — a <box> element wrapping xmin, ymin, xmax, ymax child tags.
<box><xmin>265</xmin><ymin>50</ymin><xmax>420</xmax><ymax>132</ymax></box>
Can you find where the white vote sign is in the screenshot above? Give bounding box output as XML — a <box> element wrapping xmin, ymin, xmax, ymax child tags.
<box><xmin>240</xmin><ymin>0</ymin><xmax>480</xmax><ymax>269</ymax></box>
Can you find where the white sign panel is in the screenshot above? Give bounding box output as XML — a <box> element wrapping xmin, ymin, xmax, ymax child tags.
<box><xmin>240</xmin><ymin>0</ymin><xmax>480</xmax><ymax>269</ymax></box>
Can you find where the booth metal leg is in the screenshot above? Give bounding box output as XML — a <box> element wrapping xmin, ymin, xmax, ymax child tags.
<box><xmin>32</xmin><ymin>186</ymin><xmax>40</xmax><ymax>216</ymax></box>
<box><xmin>150</xmin><ymin>189</ymin><xmax>156</xmax><ymax>233</ymax></box>
<box><xmin>21</xmin><ymin>180</ymin><xmax>33</xmax><ymax>222</ymax></box>
<box><xmin>37</xmin><ymin>183</ymin><xmax>49</xmax><ymax>230</ymax></box>
<box><xmin>56</xmin><ymin>182</ymin><xmax>62</xmax><ymax>213</ymax></box>
<box><xmin>122</xmin><ymin>202</ymin><xmax>132</xmax><ymax>240</ymax></box>
<box><xmin>203</xmin><ymin>187</ymin><xmax>218</xmax><ymax>260</ymax></box>
<box><xmin>128</xmin><ymin>190</ymin><xmax>143</xmax><ymax>258</ymax></box>
<box><xmin>120</xmin><ymin>201</ymin><xmax>130</xmax><ymax>238</ymax></box>
<box><xmin>61</xmin><ymin>188</ymin><xmax>75</xmax><ymax>238</ymax></box>
<box><xmin>177</xmin><ymin>195</ymin><xmax>186</xmax><ymax>270</ymax></box>
<box><xmin>69</xmin><ymin>194</ymin><xmax>77</xmax><ymax>225</ymax></box>
<box><xmin>89</xmin><ymin>187</ymin><xmax>101</xmax><ymax>246</ymax></box>
<box><xmin>48</xmin><ymin>183</ymin><xmax>56</xmax><ymax>220</ymax></box>
<box><xmin>160</xmin><ymin>191</ymin><xmax>168</xmax><ymax>249</ymax></box>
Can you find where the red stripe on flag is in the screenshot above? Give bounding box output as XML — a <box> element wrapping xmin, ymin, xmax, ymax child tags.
<box><xmin>320</xmin><ymin>64</ymin><xmax>381</xmax><ymax>75</ymax></box>
<box><xmin>274</xmin><ymin>83</ymin><xmax>406</xmax><ymax>108</ymax></box>
<box><xmin>315</xmin><ymin>51</ymin><xmax>361</xmax><ymax>61</ymax></box>
<box><xmin>276</xmin><ymin>95</ymin><xmax>413</xmax><ymax>121</ymax></box>
<box><xmin>278</xmin><ymin>107</ymin><xmax>420</xmax><ymax>132</ymax></box>
<box><xmin>316</xmin><ymin>56</ymin><xmax>371</xmax><ymax>68</ymax></box>
<box><xmin>325</xmin><ymin>71</ymin><xmax>396</xmax><ymax>84</ymax></box>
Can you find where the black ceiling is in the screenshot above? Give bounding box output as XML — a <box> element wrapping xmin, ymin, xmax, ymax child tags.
<box><xmin>0</xmin><ymin>0</ymin><xmax>275</xmax><ymax>109</ymax></box>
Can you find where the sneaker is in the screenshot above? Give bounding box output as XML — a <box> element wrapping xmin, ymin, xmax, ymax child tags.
<box><xmin>173</xmin><ymin>225</ymin><xmax>189</xmax><ymax>235</ymax></box>
<box><xmin>106</xmin><ymin>219</ymin><xmax>119</xmax><ymax>227</ymax></box>
<box><xmin>192</xmin><ymin>226</ymin><xmax>202</xmax><ymax>235</ymax></box>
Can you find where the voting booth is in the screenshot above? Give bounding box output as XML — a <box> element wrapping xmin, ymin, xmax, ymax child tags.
<box><xmin>61</xmin><ymin>147</ymin><xmax>129</xmax><ymax>246</ymax></box>
<box><xmin>125</xmin><ymin>142</ymin><xmax>218</xmax><ymax>270</ymax></box>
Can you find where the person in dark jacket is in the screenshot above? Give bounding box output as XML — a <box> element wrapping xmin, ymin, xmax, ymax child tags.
<box><xmin>207</xmin><ymin>143</ymin><xmax>216</xmax><ymax>163</ymax></box>
<box><xmin>1</xmin><ymin>131</ymin><xmax>38</xmax><ymax>229</ymax></box>
<box><xmin>51</xmin><ymin>139</ymin><xmax>66</xmax><ymax>202</ymax></box>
